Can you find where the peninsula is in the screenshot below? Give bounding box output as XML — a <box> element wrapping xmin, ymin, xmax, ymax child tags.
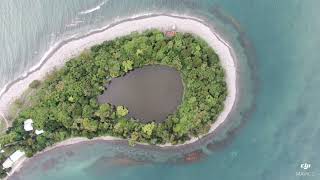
<box><xmin>0</xmin><ymin>15</ymin><xmax>236</xmax><ymax>178</ymax></box>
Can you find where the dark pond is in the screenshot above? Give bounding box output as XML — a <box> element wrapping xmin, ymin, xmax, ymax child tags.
<box><xmin>98</xmin><ymin>65</ymin><xmax>184</xmax><ymax>123</ymax></box>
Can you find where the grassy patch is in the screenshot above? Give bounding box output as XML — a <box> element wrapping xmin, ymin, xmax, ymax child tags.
<box><xmin>0</xmin><ymin>118</ymin><xmax>6</xmax><ymax>134</ymax></box>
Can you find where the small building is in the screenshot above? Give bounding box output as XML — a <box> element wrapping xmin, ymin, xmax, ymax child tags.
<box><xmin>35</xmin><ymin>129</ymin><xmax>44</xmax><ymax>135</ymax></box>
<box><xmin>2</xmin><ymin>159</ymin><xmax>13</xmax><ymax>169</ymax></box>
<box><xmin>165</xmin><ymin>31</ymin><xmax>176</xmax><ymax>37</ymax></box>
<box><xmin>2</xmin><ymin>150</ymin><xmax>25</xmax><ymax>169</ymax></box>
<box><xmin>24</xmin><ymin>119</ymin><xmax>33</xmax><ymax>131</ymax></box>
<box><xmin>10</xmin><ymin>150</ymin><xmax>25</xmax><ymax>162</ymax></box>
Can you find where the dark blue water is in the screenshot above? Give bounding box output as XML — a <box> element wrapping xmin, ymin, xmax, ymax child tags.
<box><xmin>3</xmin><ymin>0</ymin><xmax>320</xmax><ymax>180</ymax></box>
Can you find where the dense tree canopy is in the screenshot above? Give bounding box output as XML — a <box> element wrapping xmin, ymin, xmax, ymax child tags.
<box><xmin>0</xmin><ymin>30</ymin><xmax>227</xmax><ymax>174</ymax></box>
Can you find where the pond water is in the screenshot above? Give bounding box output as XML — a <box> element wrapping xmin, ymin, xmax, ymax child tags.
<box><xmin>98</xmin><ymin>65</ymin><xmax>184</xmax><ymax>123</ymax></box>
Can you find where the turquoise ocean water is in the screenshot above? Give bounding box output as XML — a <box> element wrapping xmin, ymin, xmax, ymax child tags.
<box><xmin>1</xmin><ymin>0</ymin><xmax>320</xmax><ymax>180</ymax></box>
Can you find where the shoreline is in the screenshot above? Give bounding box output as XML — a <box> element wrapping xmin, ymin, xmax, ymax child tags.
<box><xmin>4</xmin><ymin>136</ymin><xmax>121</xmax><ymax>179</ymax></box>
<box><xmin>0</xmin><ymin>13</ymin><xmax>201</xmax><ymax>108</ymax></box>
<box><xmin>1</xmin><ymin>14</ymin><xmax>237</xmax><ymax>179</ymax></box>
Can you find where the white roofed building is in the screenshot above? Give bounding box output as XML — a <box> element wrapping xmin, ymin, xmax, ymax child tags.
<box><xmin>2</xmin><ymin>150</ymin><xmax>25</xmax><ymax>169</ymax></box>
<box><xmin>2</xmin><ymin>159</ymin><xmax>13</xmax><ymax>169</ymax></box>
<box><xmin>9</xmin><ymin>150</ymin><xmax>25</xmax><ymax>162</ymax></box>
<box><xmin>35</xmin><ymin>129</ymin><xmax>44</xmax><ymax>135</ymax></box>
<box><xmin>24</xmin><ymin>119</ymin><xmax>33</xmax><ymax>131</ymax></box>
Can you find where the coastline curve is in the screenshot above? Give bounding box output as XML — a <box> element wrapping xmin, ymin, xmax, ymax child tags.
<box><xmin>1</xmin><ymin>14</ymin><xmax>237</xmax><ymax>178</ymax></box>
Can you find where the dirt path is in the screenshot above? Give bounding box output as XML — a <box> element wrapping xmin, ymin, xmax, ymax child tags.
<box><xmin>0</xmin><ymin>112</ymin><xmax>9</xmax><ymax>130</ymax></box>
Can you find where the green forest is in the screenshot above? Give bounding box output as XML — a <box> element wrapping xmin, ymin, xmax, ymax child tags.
<box><xmin>0</xmin><ymin>29</ymin><xmax>227</xmax><ymax>175</ymax></box>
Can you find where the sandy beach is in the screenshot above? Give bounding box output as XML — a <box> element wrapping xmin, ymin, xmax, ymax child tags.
<box><xmin>1</xmin><ymin>14</ymin><xmax>237</xmax><ymax>178</ymax></box>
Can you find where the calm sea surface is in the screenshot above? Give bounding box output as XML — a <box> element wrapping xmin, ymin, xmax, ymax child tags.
<box><xmin>1</xmin><ymin>0</ymin><xmax>320</xmax><ymax>180</ymax></box>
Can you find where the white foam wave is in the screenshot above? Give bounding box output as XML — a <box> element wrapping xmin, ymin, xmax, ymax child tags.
<box><xmin>0</xmin><ymin>33</ymin><xmax>80</xmax><ymax>100</ymax></box>
<box><xmin>79</xmin><ymin>1</ymin><xmax>107</xmax><ymax>15</ymax></box>
<box><xmin>65</xmin><ymin>20</ymin><xmax>84</xmax><ymax>28</ymax></box>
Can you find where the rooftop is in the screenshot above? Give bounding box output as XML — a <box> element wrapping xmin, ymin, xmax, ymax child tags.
<box><xmin>2</xmin><ymin>150</ymin><xmax>25</xmax><ymax>169</ymax></box>
<box><xmin>24</xmin><ymin>119</ymin><xmax>33</xmax><ymax>131</ymax></box>
<box><xmin>9</xmin><ymin>150</ymin><xmax>25</xmax><ymax>162</ymax></box>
